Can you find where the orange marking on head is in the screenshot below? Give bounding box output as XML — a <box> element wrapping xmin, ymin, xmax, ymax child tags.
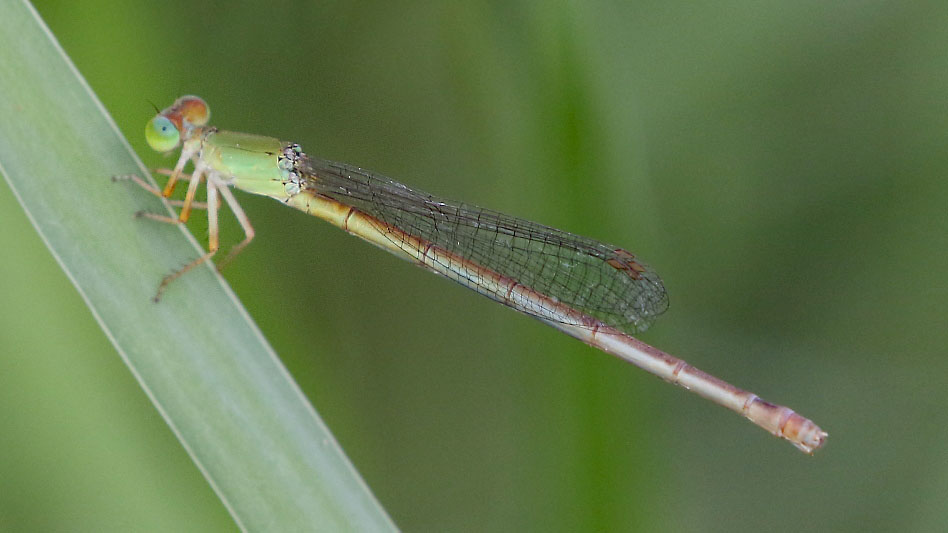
<box><xmin>164</xmin><ymin>112</ymin><xmax>184</xmax><ymax>132</ymax></box>
<box><xmin>177</xmin><ymin>96</ymin><xmax>209</xmax><ymax>126</ymax></box>
<box><xmin>158</xmin><ymin>96</ymin><xmax>210</xmax><ymax>138</ymax></box>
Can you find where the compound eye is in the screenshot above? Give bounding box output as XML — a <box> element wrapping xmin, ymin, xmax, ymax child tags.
<box><xmin>145</xmin><ymin>115</ymin><xmax>180</xmax><ymax>152</ymax></box>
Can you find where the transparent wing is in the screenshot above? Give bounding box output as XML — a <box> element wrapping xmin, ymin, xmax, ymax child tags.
<box><xmin>300</xmin><ymin>157</ymin><xmax>668</xmax><ymax>334</ymax></box>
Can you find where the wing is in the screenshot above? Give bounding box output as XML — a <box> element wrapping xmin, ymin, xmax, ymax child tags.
<box><xmin>299</xmin><ymin>157</ymin><xmax>668</xmax><ymax>334</ymax></box>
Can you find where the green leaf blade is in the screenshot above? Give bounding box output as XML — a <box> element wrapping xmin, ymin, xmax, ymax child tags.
<box><xmin>0</xmin><ymin>2</ymin><xmax>395</xmax><ymax>530</ymax></box>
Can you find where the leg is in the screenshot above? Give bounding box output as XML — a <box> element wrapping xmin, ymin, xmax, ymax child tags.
<box><xmin>162</xmin><ymin>147</ymin><xmax>193</xmax><ymax>197</ymax></box>
<box><xmin>178</xmin><ymin>164</ymin><xmax>204</xmax><ymax>222</ymax></box>
<box><xmin>133</xmin><ymin>165</ymin><xmax>206</xmax><ymax>224</ymax></box>
<box><xmin>153</xmin><ymin>181</ymin><xmax>220</xmax><ymax>302</ymax></box>
<box><xmin>213</xmin><ymin>179</ymin><xmax>255</xmax><ymax>271</ymax></box>
<box><xmin>113</xmin><ymin>172</ymin><xmax>208</xmax><ymax>209</ymax></box>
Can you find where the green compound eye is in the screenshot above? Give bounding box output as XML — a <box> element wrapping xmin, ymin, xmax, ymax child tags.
<box><xmin>145</xmin><ymin>115</ymin><xmax>180</xmax><ymax>152</ymax></box>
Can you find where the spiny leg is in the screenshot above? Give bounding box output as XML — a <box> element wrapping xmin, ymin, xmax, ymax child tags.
<box><xmin>161</xmin><ymin>147</ymin><xmax>193</xmax><ymax>197</ymax></box>
<box><xmin>135</xmin><ymin>165</ymin><xmax>206</xmax><ymax>224</ymax></box>
<box><xmin>213</xmin><ymin>178</ymin><xmax>255</xmax><ymax>271</ymax></box>
<box><xmin>153</xmin><ymin>179</ymin><xmax>220</xmax><ymax>302</ymax></box>
<box><xmin>177</xmin><ymin>164</ymin><xmax>204</xmax><ymax>222</ymax></box>
<box><xmin>113</xmin><ymin>173</ymin><xmax>208</xmax><ymax>209</ymax></box>
<box><xmin>153</xmin><ymin>167</ymin><xmax>211</xmax><ymax>208</ymax></box>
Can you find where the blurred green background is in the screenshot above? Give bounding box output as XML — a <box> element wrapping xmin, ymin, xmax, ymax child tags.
<box><xmin>2</xmin><ymin>1</ymin><xmax>946</xmax><ymax>531</ymax></box>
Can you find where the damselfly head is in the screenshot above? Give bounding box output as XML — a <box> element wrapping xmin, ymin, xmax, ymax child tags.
<box><xmin>145</xmin><ymin>95</ymin><xmax>210</xmax><ymax>153</ymax></box>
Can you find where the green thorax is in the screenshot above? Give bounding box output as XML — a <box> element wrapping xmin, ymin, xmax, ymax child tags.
<box><xmin>200</xmin><ymin>129</ymin><xmax>298</xmax><ymax>200</ymax></box>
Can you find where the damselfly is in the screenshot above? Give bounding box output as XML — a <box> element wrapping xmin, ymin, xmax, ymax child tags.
<box><xmin>117</xmin><ymin>96</ymin><xmax>827</xmax><ymax>453</ymax></box>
